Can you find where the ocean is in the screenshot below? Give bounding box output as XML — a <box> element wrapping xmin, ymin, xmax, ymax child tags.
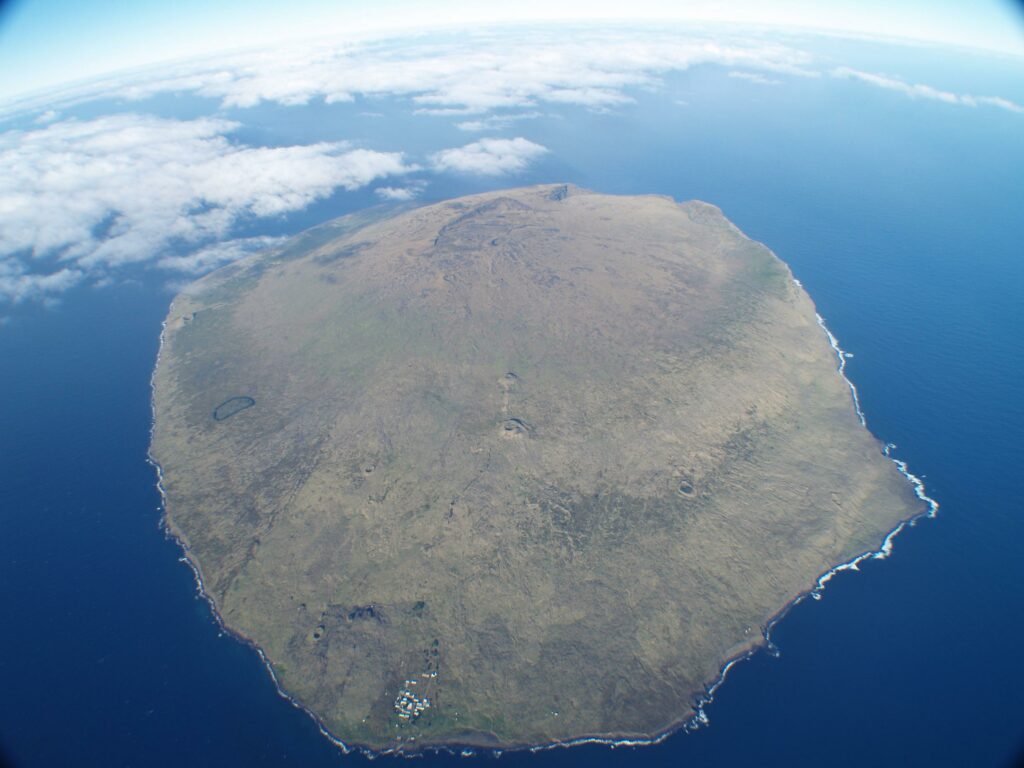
<box><xmin>1</xmin><ymin>35</ymin><xmax>1023</xmax><ymax>766</ymax></box>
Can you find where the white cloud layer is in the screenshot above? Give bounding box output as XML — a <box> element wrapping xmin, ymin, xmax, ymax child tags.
<box><xmin>832</xmin><ymin>67</ymin><xmax>1024</xmax><ymax>113</ymax></box>
<box><xmin>1</xmin><ymin>26</ymin><xmax>1019</xmax><ymax>304</ymax></box>
<box><xmin>430</xmin><ymin>137</ymin><xmax>548</xmax><ymax>175</ymax></box>
<box><xmin>455</xmin><ymin>111</ymin><xmax>544</xmax><ymax>132</ymax></box>
<box><xmin>374</xmin><ymin>183</ymin><xmax>426</xmax><ymax>201</ymax></box>
<box><xmin>0</xmin><ymin>260</ymin><xmax>83</xmax><ymax>304</ymax></box>
<box><xmin>0</xmin><ymin>113</ymin><xmax>412</xmax><ymax>302</ymax></box>
<box><xmin>155</xmin><ymin>235</ymin><xmax>288</xmax><ymax>274</ymax></box>
<box><xmin>728</xmin><ymin>70</ymin><xmax>782</xmax><ymax>86</ymax></box>
<box><xmin>1</xmin><ymin>26</ymin><xmax>821</xmax><ymax>120</ymax></box>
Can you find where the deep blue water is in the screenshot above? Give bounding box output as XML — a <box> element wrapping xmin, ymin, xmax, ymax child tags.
<box><xmin>2</xmin><ymin>38</ymin><xmax>1024</xmax><ymax>767</ymax></box>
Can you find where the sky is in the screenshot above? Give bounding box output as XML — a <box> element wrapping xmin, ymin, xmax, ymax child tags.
<box><xmin>1</xmin><ymin>0</ymin><xmax>1023</xmax><ymax>100</ymax></box>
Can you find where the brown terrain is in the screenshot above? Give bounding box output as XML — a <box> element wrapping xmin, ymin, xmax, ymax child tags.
<box><xmin>150</xmin><ymin>184</ymin><xmax>921</xmax><ymax>751</ymax></box>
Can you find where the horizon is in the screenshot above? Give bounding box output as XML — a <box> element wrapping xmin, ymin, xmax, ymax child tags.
<box><xmin>1</xmin><ymin>0</ymin><xmax>1023</xmax><ymax>101</ymax></box>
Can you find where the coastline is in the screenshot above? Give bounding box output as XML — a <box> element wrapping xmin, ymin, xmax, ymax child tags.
<box><xmin>145</xmin><ymin>283</ymin><xmax>939</xmax><ymax>758</ymax></box>
<box><xmin>147</xmin><ymin>304</ymin><xmax>364</xmax><ymax>755</ymax></box>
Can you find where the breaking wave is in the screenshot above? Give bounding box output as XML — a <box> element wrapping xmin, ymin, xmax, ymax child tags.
<box><xmin>145</xmin><ymin>288</ymin><xmax>939</xmax><ymax>757</ymax></box>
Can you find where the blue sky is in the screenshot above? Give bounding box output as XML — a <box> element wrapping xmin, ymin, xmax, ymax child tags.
<box><xmin>1</xmin><ymin>0</ymin><xmax>1023</xmax><ymax>99</ymax></box>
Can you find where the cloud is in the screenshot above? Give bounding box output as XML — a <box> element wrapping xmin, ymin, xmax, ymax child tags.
<box><xmin>374</xmin><ymin>182</ymin><xmax>426</xmax><ymax>201</ymax></box>
<box><xmin>4</xmin><ymin>26</ymin><xmax>1017</xmax><ymax>305</ymax></box>
<box><xmin>0</xmin><ymin>113</ymin><xmax>413</xmax><ymax>302</ymax></box>
<box><xmin>156</xmin><ymin>235</ymin><xmax>288</xmax><ymax>273</ymax></box>
<box><xmin>2</xmin><ymin>26</ymin><xmax>821</xmax><ymax>121</ymax></box>
<box><xmin>975</xmin><ymin>95</ymin><xmax>1024</xmax><ymax>112</ymax></box>
<box><xmin>832</xmin><ymin>67</ymin><xmax>1024</xmax><ymax>113</ymax></box>
<box><xmin>430</xmin><ymin>137</ymin><xmax>548</xmax><ymax>175</ymax></box>
<box><xmin>454</xmin><ymin>120</ymin><xmax>488</xmax><ymax>132</ymax></box>
<box><xmin>728</xmin><ymin>71</ymin><xmax>782</xmax><ymax>86</ymax></box>
<box><xmin>455</xmin><ymin>111</ymin><xmax>543</xmax><ymax>132</ymax></box>
<box><xmin>0</xmin><ymin>260</ymin><xmax>83</xmax><ymax>304</ymax></box>
<box><xmin>4</xmin><ymin>26</ymin><xmax>1018</xmax><ymax>128</ymax></box>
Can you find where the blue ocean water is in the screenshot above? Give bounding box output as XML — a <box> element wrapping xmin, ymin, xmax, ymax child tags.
<box><xmin>2</xmin><ymin>37</ymin><xmax>1023</xmax><ymax>766</ymax></box>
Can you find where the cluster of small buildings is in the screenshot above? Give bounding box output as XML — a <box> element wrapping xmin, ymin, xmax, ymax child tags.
<box><xmin>393</xmin><ymin>678</ymin><xmax>431</xmax><ymax>721</ymax></box>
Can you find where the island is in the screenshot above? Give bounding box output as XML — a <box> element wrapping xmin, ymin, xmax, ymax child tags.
<box><xmin>150</xmin><ymin>184</ymin><xmax>922</xmax><ymax>752</ymax></box>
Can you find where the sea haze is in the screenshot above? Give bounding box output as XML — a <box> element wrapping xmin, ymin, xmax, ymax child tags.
<box><xmin>1</xmin><ymin>34</ymin><xmax>1023</xmax><ymax>766</ymax></box>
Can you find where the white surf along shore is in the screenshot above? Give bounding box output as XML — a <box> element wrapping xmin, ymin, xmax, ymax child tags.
<box><xmin>145</xmin><ymin>276</ymin><xmax>939</xmax><ymax>756</ymax></box>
